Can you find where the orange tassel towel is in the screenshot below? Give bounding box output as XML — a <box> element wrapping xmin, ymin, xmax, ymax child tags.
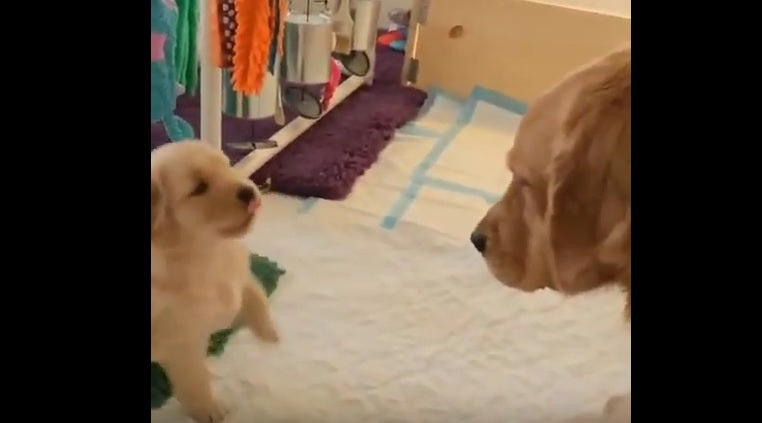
<box><xmin>208</xmin><ymin>0</ymin><xmax>224</xmax><ymax>67</ymax></box>
<box><xmin>233</xmin><ymin>0</ymin><xmax>273</xmax><ymax>95</ymax></box>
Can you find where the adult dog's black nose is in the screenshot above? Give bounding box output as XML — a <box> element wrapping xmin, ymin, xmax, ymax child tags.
<box><xmin>470</xmin><ymin>231</ymin><xmax>487</xmax><ymax>254</ymax></box>
<box><xmin>236</xmin><ymin>186</ymin><xmax>256</xmax><ymax>203</ymax></box>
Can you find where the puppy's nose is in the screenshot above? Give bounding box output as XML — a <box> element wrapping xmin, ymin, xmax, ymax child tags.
<box><xmin>470</xmin><ymin>231</ymin><xmax>487</xmax><ymax>254</ymax></box>
<box><xmin>236</xmin><ymin>186</ymin><xmax>256</xmax><ymax>204</ymax></box>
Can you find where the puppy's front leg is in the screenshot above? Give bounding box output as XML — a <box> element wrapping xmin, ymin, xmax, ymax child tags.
<box><xmin>162</xmin><ymin>345</ymin><xmax>229</xmax><ymax>423</ymax></box>
<box><xmin>240</xmin><ymin>281</ymin><xmax>279</xmax><ymax>342</ymax></box>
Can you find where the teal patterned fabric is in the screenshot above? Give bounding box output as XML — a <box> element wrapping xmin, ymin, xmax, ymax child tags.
<box><xmin>151</xmin><ymin>0</ymin><xmax>194</xmax><ymax>141</ymax></box>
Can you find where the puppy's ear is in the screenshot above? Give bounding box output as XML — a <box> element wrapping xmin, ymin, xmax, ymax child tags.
<box><xmin>546</xmin><ymin>47</ymin><xmax>630</xmax><ymax>293</ymax></box>
<box><xmin>151</xmin><ymin>176</ymin><xmax>165</xmax><ymax>239</ymax></box>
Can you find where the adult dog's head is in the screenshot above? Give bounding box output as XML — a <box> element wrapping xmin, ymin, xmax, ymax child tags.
<box><xmin>151</xmin><ymin>140</ymin><xmax>261</xmax><ymax>245</ymax></box>
<box><xmin>471</xmin><ymin>45</ymin><xmax>631</xmax><ymax>317</ymax></box>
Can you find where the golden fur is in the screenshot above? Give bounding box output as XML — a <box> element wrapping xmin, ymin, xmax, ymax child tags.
<box><xmin>471</xmin><ymin>45</ymin><xmax>631</xmax><ymax>422</ymax></box>
<box><xmin>563</xmin><ymin>394</ymin><xmax>631</xmax><ymax>423</ymax></box>
<box><xmin>151</xmin><ymin>141</ymin><xmax>278</xmax><ymax>423</ymax></box>
<box><xmin>472</xmin><ymin>45</ymin><xmax>631</xmax><ymax>312</ymax></box>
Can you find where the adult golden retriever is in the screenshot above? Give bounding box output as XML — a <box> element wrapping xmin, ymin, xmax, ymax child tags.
<box><xmin>471</xmin><ymin>45</ymin><xmax>631</xmax><ymax>422</ymax></box>
<box><xmin>151</xmin><ymin>141</ymin><xmax>279</xmax><ymax>423</ymax></box>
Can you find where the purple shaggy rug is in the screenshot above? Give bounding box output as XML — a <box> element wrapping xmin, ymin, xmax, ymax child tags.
<box><xmin>151</xmin><ymin>45</ymin><xmax>427</xmax><ymax>199</ymax></box>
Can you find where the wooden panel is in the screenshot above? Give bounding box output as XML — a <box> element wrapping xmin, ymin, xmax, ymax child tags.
<box><xmin>404</xmin><ymin>0</ymin><xmax>631</xmax><ymax>102</ymax></box>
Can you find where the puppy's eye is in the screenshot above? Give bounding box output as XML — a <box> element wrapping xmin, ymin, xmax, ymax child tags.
<box><xmin>189</xmin><ymin>181</ymin><xmax>208</xmax><ymax>197</ymax></box>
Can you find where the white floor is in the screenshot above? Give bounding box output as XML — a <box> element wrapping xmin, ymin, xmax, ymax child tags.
<box><xmin>151</xmin><ymin>88</ymin><xmax>631</xmax><ymax>423</ymax></box>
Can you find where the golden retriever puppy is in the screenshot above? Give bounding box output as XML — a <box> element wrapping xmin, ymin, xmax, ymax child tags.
<box><xmin>151</xmin><ymin>140</ymin><xmax>279</xmax><ymax>423</ymax></box>
<box><xmin>470</xmin><ymin>45</ymin><xmax>631</xmax><ymax>420</ymax></box>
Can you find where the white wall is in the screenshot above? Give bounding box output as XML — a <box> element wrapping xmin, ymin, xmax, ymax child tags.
<box><xmin>528</xmin><ymin>0</ymin><xmax>630</xmax><ymax>18</ymax></box>
<box><xmin>372</xmin><ymin>0</ymin><xmax>631</xmax><ymax>26</ymax></box>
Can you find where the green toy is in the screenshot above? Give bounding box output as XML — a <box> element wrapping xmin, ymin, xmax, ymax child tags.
<box><xmin>151</xmin><ymin>254</ymin><xmax>285</xmax><ymax>409</ymax></box>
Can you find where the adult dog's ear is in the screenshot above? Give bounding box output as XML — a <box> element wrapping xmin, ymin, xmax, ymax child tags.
<box><xmin>546</xmin><ymin>47</ymin><xmax>631</xmax><ymax>295</ymax></box>
<box><xmin>598</xmin><ymin>207</ymin><xmax>631</xmax><ymax>320</ymax></box>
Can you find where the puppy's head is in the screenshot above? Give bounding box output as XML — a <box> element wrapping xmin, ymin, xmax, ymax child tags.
<box><xmin>472</xmin><ymin>46</ymin><xmax>631</xmax><ymax>304</ymax></box>
<box><xmin>151</xmin><ymin>141</ymin><xmax>261</xmax><ymax>244</ymax></box>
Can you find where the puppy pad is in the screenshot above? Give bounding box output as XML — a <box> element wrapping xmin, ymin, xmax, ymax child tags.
<box><xmin>150</xmin><ymin>86</ymin><xmax>630</xmax><ymax>423</ymax></box>
<box><xmin>147</xmin><ymin>209</ymin><xmax>630</xmax><ymax>423</ymax></box>
<box><xmin>150</xmin><ymin>254</ymin><xmax>285</xmax><ymax>409</ymax></box>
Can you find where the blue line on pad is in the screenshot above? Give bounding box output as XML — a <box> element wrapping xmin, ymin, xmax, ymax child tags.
<box><xmin>380</xmin><ymin>86</ymin><xmax>526</xmax><ymax>229</ymax></box>
<box><xmin>469</xmin><ymin>86</ymin><xmax>528</xmax><ymax>115</ymax></box>
<box><xmin>422</xmin><ymin>176</ymin><xmax>501</xmax><ymax>204</ymax></box>
<box><xmin>396</xmin><ymin>123</ymin><xmax>445</xmax><ymax>138</ymax></box>
<box><xmin>296</xmin><ymin>197</ymin><xmax>319</xmax><ymax>214</ymax></box>
<box><xmin>381</xmin><ymin>125</ymin><xmax>466</xmax><ymax>229</ymax></box>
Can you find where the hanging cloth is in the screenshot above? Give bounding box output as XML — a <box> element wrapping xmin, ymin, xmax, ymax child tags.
<box><xmin>232</xmin><ymin>0</ymin><xmax>273</xmax><ymax>94</ymax></box>
<box><xmin>152</xmin><ymin>0</ymin><xmax>195</xmax><ymax>141</ymax></box>
<box><xmin>208</xmin><ymin>0</ymin><xmax>224</xmax><ymax>67</ymax></box>
<box><xmin>174</xmin><ymin>0</ymin><xmax>199</xmax><ymax>94</ymax></box>
<box><xmin>267</xmin><ymin>0</ymin><xmax>281</xmax><ymax>75</ymax></box>
<box><xmin>218</xmin><ymin>0</ymin><xmax>238</xmax><ymax>68</ymax></box>
<box><xmin>267</xmin><ymin>0</ymin><xmax>277</xmax><ymax>74</ymax></box>
<box><xmin>321</xmin><ymin>58</ymin><xmax>342</xmax><ymax>110</ymax></box>
<box><xmin>278</xmin><ymin>0</ymin><xmax>286</xmax><ymax>56</ymax></box>
<box><xmin>267</xmin><ymin>0</ymin><xmax>287</xmax><ymax>74</ymax></box>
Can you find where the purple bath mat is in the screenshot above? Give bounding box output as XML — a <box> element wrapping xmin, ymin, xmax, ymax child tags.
<box><xmin>151</xmin><ymin>45</ymin><xmax>427</xmax><ymax>200</ymax></box>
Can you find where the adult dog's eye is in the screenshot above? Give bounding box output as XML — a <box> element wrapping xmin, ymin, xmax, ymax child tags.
<box><xmin>189</xmin><ymin>181</ymin><xmax>208</xmax><ymax>196</ymax></box>
<box><xmin>513</xmin><ymin>176</ymin><xmax>529</xmax><ymax>188</ymax></box>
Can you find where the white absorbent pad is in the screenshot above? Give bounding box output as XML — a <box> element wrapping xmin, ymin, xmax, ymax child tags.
<box><xmin>151</xmin><ymin>211</ymin><xmax>630</xmax><ymax>423</ymax></box>
<box><xmin>299</xmin><ymin>86</ymin><xmax>527</xmax><ymax>242</ymax></box>
<box><xmin>151</xmin><ymin>86</ymin><xmax>630</xmax><ymax>423</ymax></box>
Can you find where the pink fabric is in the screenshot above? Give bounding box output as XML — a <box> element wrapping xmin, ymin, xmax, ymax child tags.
<box><xmin>151</xmin><ymin>32</ymin><xmax>168</xmax><ymax>62</ymax></box>
<box><xmin>162</xmin><ymin>0</ymin><xmax>178</xmax><ymax>9</ymax></box>
<box><xmin>322</xmin><ymin>59</ymin><xmax>342</xmax><ymax>109</ymax></box>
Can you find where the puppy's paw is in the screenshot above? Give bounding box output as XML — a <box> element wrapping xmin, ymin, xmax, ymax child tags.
<box><xmin>254</xmin><ymin>322</ymin><xmax>279</xmax><ymax>343</ymax></box>
<box><xmin>188</xmin><ymin>399</ymin><xmax>230</xmax><ymax>423</ymax></box>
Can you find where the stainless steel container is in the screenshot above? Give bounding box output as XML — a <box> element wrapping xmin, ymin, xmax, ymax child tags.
<box><xmin>282</xmin><ymin>11</ymin><xmax>334</xmax><ymax>85</ymax></box>
<box><xmin>291</xmin><ymin>0</ymin><xmax>331</xmax><ymax>15</ymax></box>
